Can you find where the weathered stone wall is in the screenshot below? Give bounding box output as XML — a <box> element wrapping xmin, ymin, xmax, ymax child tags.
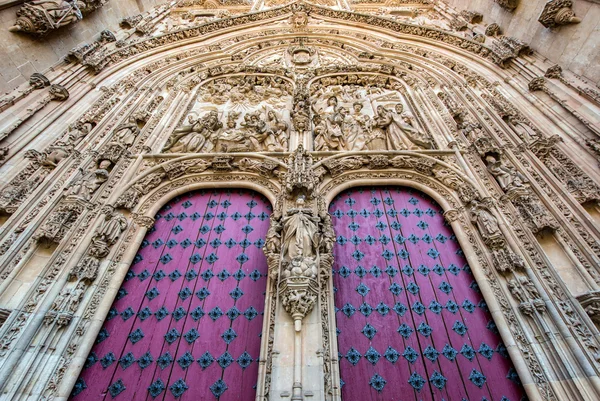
<box><xmin>444</xmin><ymin>0</ymin><xmax>600</xmax><ymax>85</ymax></box>
<box><xmin>0</xmin><ymin>0</ymin><xmax>163</xmax><ymax>93</ymax></box>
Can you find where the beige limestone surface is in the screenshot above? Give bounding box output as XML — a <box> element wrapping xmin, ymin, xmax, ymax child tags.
<box><xmin>445</xmin><ymin>0</ymin><xmax>600</xmax><ymax>85</ymax></box>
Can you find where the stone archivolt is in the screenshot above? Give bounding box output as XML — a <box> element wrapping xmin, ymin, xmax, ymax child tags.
<box><xmin>0</xmin><ymin>1</ymin><xmax>599</xmax><ymax>401</ymax></box>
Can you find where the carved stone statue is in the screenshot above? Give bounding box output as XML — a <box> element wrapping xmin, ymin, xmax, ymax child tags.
<box><xmin>345</xmin><ymin>102</ymin><xmax>369</xmax><ymax>151</ymax></box>
<box><xmin>67</xmin><ymin>160</ymin><xmax>111</xmax><ymax>201</ymax></box>
<box><xmin>10</xmin><ymin>1</ymin><xmax>84</xmax><ymax>35</ymax></box>
<box><xmin>507</xmin><ymin>117</ymin><xmax>540</xmax><ymax>142</ymax></box>
<box><xmin>485</xmin><ymin>155</ymin><xmax>528</xmax><ymax>192</ymax></box>
<box><xmin>374</xmin><ymin>104</ymin><xmax>434</xmax><ymax>150</ymax></box>
<box><xmin>164</xmin><ymin>111</ymin><xmax>222</xmax><ymax>153</ymax></box>
<box><xmin>266</xmin><ymin>110</ymin><xmax>289</xmax><ymax>151</ymax></box>
<box><xmin>113</xmin><ymin>117</ymin><xmax>140</xmax><ymax>147</ymax></box>
<box><xmin>281</xmin><ymin>196</ymin><xmax>320</xmax><ymax>261</ymax></box>
<box><xmin>469</xmin><ymin>201</ymin><xmax>504</xmax><ymax>247</ymax></box>
<box><xmin>95</xmin><ymin>213</ymin><xmax>127</xmax><ymax>246</ymax></box>
<box><xmin>314</xmin><ymin>96</ymin><xmax>346</xmax><ymax>151</ymax></box>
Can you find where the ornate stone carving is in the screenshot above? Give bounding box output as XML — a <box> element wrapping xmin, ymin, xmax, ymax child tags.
<box><xmin>494</xmin><ymin>0</ymin><xmax>519</xmax><ymax>11</ymax></box>
<box><xmin>469</xmin><ymin>200</ymin><xmax>505</xmax><ymax>248</ymax></box>
<box><xmin>492</xmin><ymin>248</ymin><xmax>525</xmax><ymax>274</ymax></box>
<box><xmin>9</xmin><ymin>1</ymin><xmax>83</xmax><ymax>35</ymax></box>
<box><xmin>485</xmin><ymin>23</ymin><xmax>502</xmax><ymax>36</ymax></box>
<box><xmin>538</xmin><ymin>0</ymin><xmax>581</xmax><ymax>28</ymax></box>
<box><xmin>577</xmin><ymin>291</ymin><xmax>600</xmax><ymax>329</ymax></box>
<box><xmin>35</xmin><ymin>201</ymin><xmax>86</xmax><ymax>243</ymax></box>
<box><xmin>284</xmin><ymin>146</ymin><xmax>320</xmax><ymax>197</ymax></box>
<box><xmin>88</xmin><ymin>212</ymin><xmax>127</xmax><ymax>258</ymax></box>
<box><xmin>508</xmin><ymin>277</ymin><xmax>546</xmax><ymax>316</ymax></box>
<box><xmin>30</xmin><ymin>73</ymin><xmax>51</xmax><ymax>89</ymax></box>
<box><xmin>528</xmin><ymin>77</ymin><xmax>547</xmax><ymax>92</ymax></box>
<box><xmin>67</xmin><ymin>160</ymin><xmax>112</xmax><ymax>202</ymax></box>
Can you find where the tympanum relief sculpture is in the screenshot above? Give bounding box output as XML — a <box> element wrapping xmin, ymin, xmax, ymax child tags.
<box><xmin>311</xmin><ymin>85</ymin><xmax>435</xmax><ymax>151</ymax></box>
<box><xmin>163</xmin><ymin>75</ymin><xmax>293</xmax><ymax>153</ymax></box>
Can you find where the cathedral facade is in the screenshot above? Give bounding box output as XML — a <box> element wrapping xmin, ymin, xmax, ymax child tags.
<box><xmin>0</xmin><ymin>1</ymin><xmax>599</xmax><ymax>400</ymax></box>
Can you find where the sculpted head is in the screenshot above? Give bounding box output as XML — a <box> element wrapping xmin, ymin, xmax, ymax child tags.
<box><xmin>395</xmin><ymin>103</ymin><xmax>404</xmax><ymax>113</ymax></box>
<box><xmin>485</xmin><ymin>154</ymin><xmax>498</xmax><ymax>164</ymax></box>
<box><xmin>353</xmin><ymin>102</ymin><xmax>363</xmax><ymax>112</ymax></box>
<box><xmin>327</xmin><ymin>96</ymin><xmax>338</xmax><ymax>107</ymax></box>
<box><xmin>99</xmin><ymin>160</ymin><xmax>111</xmax><ymax>169</ymax></box>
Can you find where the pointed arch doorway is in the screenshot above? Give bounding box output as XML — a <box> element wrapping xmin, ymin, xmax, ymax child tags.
<box><xmin>330</xmin><ymin>186</ymin><xmax>526</xmax><ymax>401</ymax></box>
<box><xmin>71</xmin><ymin>189</ymin><xmax>271</xmax><ymax>400</ymax></box>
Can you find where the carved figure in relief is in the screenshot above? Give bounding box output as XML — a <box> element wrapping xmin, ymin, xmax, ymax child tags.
<box><xmin>314</xmin><ymin>96</ymin><xmax>346</xmax><ymax>151</ymax></box>
<box><xmin>216</xmin><ymin>114</ymin><xmax>249</xmax><ymax>152</ymax></box>
<box><xmin>485</xmin><ymin>154</ymin><xmax>528</xmax><ymax>192</ymax></box>
<box><xmin>375</xmin><ymin>104</ymin><xmax>433</xmax><ymax>150</ymax></box>
<box><xmin>67</xmin><ymin>160</ymin><xmax>111</xmax><ymax>201</ymax></box>
<box><xmin>241</xmin><ymin>111</ymin><xmax>285</xmax><ymax>152</ymax></box>
<box><xmin>281</xmin><ymin>196</ymin><xmax>320</xmax><ymax>261</ymax></box>
<box><xmin>164</xmin><ymin>111</ymin><xmax>222</xmax><ymax>153</ymax></box>
<box><xmin>9</xmin><ymin>0</ymin><xmax>84</xmax><ymax>34</ymax></box>
<box><xmin>96</xmin><ymin>213</ymin><xmax>127</xmax><ymax>246</ymax></box>
<box><xmin>40</xmin><ymin>143</ymin><xmax>73</xmax><ymax>168</ymax></box>
<box><xmin>266</xmin><ymin>110</ymin><xmax>289</xmax><ymax>151</ymax></box>
<box><xmin>113</xmin><ymin>116</ymin><xmax>140</xmax><ymax>147</ymax></box>
<box><xmin>507</xmin><ymin>116</ymin><xmax>540</xmax><ymax>142</ymax></box>
<box><xmin>344</xmin><ymin>102</ymin><xmax>369</xmax><ymax>151</ymax></box>
<box><xmin>469</xmin><ymin>201</ymin><xmax>502</xmax><ymax>243</ymax></box>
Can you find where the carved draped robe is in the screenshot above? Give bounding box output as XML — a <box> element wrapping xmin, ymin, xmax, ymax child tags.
<box><xmin>281</xmin><ymin>208</ymin><xmax>320</xmax><ymax>260</ymax></box>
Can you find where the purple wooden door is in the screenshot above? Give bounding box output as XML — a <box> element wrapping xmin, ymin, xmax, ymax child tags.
<box><xmin>72</xmin><ymin>189</ymin><xmax>271</xmax><ymax>401</ymax></box>
<box><xmin>330</xmin><ymin>186</ymin><xmax>526</xmax><ymax>401</ymax></box>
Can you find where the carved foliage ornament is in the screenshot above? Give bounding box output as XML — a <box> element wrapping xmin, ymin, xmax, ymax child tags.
<box><xmin>538</xmin><ymin>0</ymin><xmax>581</xmax><ymax>28</ymax></box>
<box><xmin>10</xmin><ymin>1</ymin><xmax>108</xmax><ymax>36</ymax></box>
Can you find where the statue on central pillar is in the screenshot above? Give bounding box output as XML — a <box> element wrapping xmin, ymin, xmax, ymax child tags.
<box><xmin>281</xmin><ymin>195</ymin><xmax>320</xmax><ymax>279</ymax></box>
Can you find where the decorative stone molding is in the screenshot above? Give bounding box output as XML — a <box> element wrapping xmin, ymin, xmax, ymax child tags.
<box><xmin>538</xmin><ymin>0</ymin><xmax>581</xmax><ymax>29</ymax></box>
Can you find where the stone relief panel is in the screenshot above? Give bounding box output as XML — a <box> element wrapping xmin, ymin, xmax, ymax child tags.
<box><xmin>310</xmin><ymin>81</ymin><xmax>435</xmax><ymax>151</ymax></box>
<box><xmin>163</xmin><ymin>75</ymin><xmax>293</xmax><ymax>153</ymax></box>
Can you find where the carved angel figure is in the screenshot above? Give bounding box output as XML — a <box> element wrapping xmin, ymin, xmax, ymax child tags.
<box><xmin>9</xmin><ymin>0</ymin><xmax>84</xmax><ymax>35</ymax></box>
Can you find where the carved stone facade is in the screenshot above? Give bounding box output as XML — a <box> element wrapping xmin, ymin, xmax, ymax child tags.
<box><xmin>0</xmin><ymin>1</ymin><xmax>599</xmax><ymax>400</ymax></box>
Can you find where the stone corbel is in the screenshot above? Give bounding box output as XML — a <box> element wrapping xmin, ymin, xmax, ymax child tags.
<box><xmin>494</xmin><ymin>0</ymin><xmax>519</xmax><ymax>11</ymax></box>
<box><xmin>9</xmin><ymin>1</ymin><xmax>108</xmax><ymax>35</ymax></box>
<box><xmin>538</xmin><ymin>0</ymin><xmax>581</xmax><ymax>29</ymax></box>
